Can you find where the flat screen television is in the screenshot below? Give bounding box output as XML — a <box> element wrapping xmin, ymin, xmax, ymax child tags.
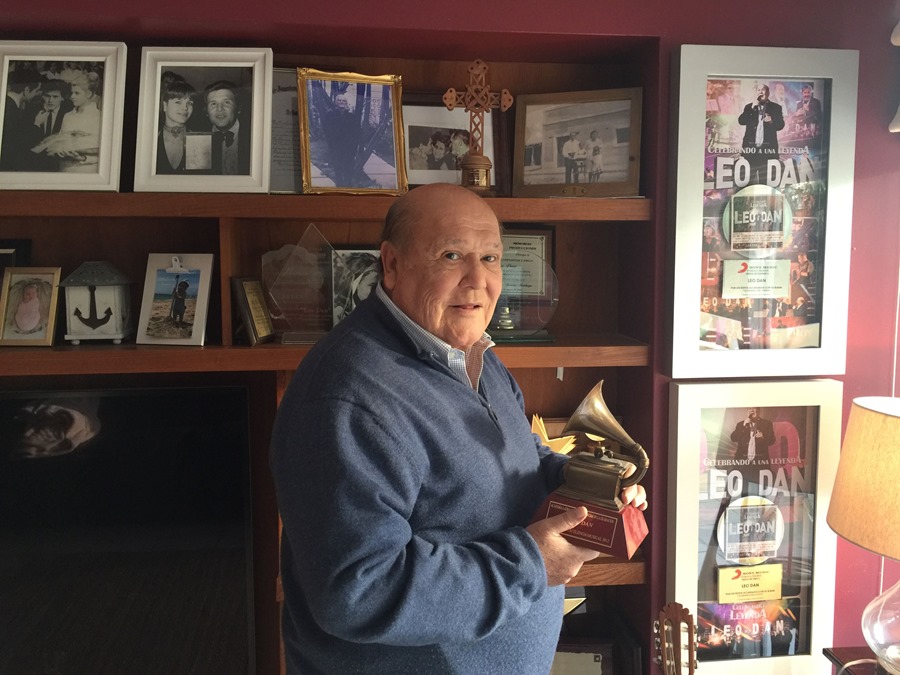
<box><xmin>0</xmin><ymin>385</ymin><xmax>254</xmax><ymax>674</ymax></box>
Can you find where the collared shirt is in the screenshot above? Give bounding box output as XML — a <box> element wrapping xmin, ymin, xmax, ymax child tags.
<box><xmin>376</xmin><ymin>283</ymin><xmax>494</xmax><ymax>390</ymax></box>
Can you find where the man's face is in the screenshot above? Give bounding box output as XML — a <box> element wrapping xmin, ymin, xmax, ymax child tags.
<box><xmin>206</xmin><ymin>88</ymin><xmax>236</xmax><ymax>130</ymax></box>
<box><xmin>381</xmin><ymin>191</ymin><xmax>503</xmax><ymax>350</ymax></box>
<box><xmin>432</xmin><ymin>141</ymin><xmax>447</xmax><ymax>159</ymax></box>
<box><xmin>42</xmin><ymin>90</ymin><xmax>63</xmax><ymax>112</ymax></box>
<box><xmin>801</xmin><ymin>87</ymin><xmax>812</xmax><ymax>102</ymax></box>
<box><xmin>748</xmin><ymin>408</ymin><xmax>759</xmax><ymax>419</ymax></box>
<box><xmin>756</xmin><ymin>85</ymin><xmax>769</xmax><ymax>102</ymax></box>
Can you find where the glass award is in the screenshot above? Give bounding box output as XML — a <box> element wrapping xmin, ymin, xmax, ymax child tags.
<box><xmin>262</xmin><ymin>224</ymin><xmax>335</xmax><ymax>343</ymax></box>
<box><xmin>489</xmin><ymin>249</ymin><xmax>559</xmax><ymax>341</ymax></box>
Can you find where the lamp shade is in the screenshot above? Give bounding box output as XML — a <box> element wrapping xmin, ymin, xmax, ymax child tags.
<box><xmin>827</xmin><ymin>396</ymin><xmax>900</xmax><ymax>560</ymax></box>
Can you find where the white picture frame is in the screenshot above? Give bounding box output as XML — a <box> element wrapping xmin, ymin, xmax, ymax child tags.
<box><xmin>134</xmin><ymin>47</ymin><xmax>272</xmax><ymax>193</ymax></box>
<box><xmin>136</xmin><ymin>253</ymin><xmax>214</xmax><ymax>346</ymax></box>
<box><xmin>0</xmin><ymin>41</ymin><xmax>126</xmax><ymax>191</ymax></box>
<box><xmin>668</xmin><ymin>379</ymin><xmax>842</xmax><ymax>672</ymax></box>
<box><xmin>670</xmin><ymin>45</ymin><xmax>859</xmax><ymax>378</ymax></box>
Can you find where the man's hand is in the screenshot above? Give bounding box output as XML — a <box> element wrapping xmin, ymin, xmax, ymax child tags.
<box><xmin>526</xmin><ymin>506</ymin><xmax>600</xmax><ymax>586</ymax></box>
<box><xmin>620</xmin><ymin>483</ymin><xmax>648</xmax><ymax>511</ymax></box>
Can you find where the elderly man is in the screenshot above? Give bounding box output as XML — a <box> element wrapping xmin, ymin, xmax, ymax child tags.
<box><xmin>271</xmin><ymin>183</ymin><xmax>647</xmax><ymax>674</ymax></box>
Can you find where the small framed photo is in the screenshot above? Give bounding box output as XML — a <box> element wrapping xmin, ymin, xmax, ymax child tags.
<box><xmin>668</xmin><ymin>379</ymin><xmax>841</xmax><ymax>672</ymax></box>
<box><xmin>0</xmin><ymin>267</ymin><xmax>61</xmax><ymax>346</ymax></box>
<box><xmin>0</xmin><ymin>41</ymin><xmax>126</xmax><ymax>191</ymax></box>
<box><xmin>134</xmin><ymin>47</ymin><xmax>272</xmax><ymax>193</ymax></box>
<box><xmin>331</xmin><ymin>248</ymin><xmax>381</xmax><ymax>327</ymax></box>
<box><xmin>402</xmin><ymin>92</ymin><xmax>501</xmax><ymax>189</ymax></box>
<box><xmin>231</xmin><ymin>276</ymin><xmax>275</xmax><ymax>346</ymax></box>
<box><xmin>136</xmin><ymin>254</ymin><xmax>214</xmax><ymax>346</ymax></box>
<box><xmin>512</xmin><ymin>87</ymin><xmax>642</xmax><ymax>198</ymax></box>
<box><xmin>298</xmin><ymin>68</ymin><xmax>408</xmax><ymax>195</ymax></box>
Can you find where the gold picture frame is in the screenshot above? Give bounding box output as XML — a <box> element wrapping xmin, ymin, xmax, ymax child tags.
<box><xmin>297</xmin><ymin>68</ymin><xmax>408</xmax><ymax>195</ymax></box>
<box><xmin>0</xmin><ymin>267</ymin><xmax>61</xmax><ymax>346</ymax></box>
<box><xmin>512</xmin><ymin>87</ymin><xmax>642</xmax><ymax>198</ymax></box>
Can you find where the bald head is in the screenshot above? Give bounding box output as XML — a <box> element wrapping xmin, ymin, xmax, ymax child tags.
<box><xmin>381</xmin><ymin>184</ymin><xmax>499</xmax><ymax>252</ymax></box>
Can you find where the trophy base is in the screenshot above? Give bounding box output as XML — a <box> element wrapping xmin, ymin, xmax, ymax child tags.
<box><xmin>531</xmin><ymin>490</ymin><xmax>648</xmax><ymax>559</ymax></box>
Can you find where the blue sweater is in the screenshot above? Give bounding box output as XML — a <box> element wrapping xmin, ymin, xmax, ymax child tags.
<box><xmin>270</xmin><ymin>294</ymin><xmax>568</xmax><ymax>674</ymax></box>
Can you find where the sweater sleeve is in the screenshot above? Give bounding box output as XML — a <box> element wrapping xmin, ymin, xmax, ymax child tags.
<box><xmin>271</xmin><ymin>394</ymin><xmax>553</xmax><ymax>648</ymax></box>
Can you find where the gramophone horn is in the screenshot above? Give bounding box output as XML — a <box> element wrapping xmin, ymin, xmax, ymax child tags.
<box><xmin>562</xmin><ymin>380</ymin><xmax>649</xmax><ymax>486</ymax></box>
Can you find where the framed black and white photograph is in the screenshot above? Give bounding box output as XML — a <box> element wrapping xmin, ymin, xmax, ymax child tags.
<box><xmin>0</xmin><ymin>266</ymin><xmax>61</xmax><ymax>346</ymax></box>
<box><xmin>136</xmin><ymin>253</ymin><xmax>214</xmax><ymax>346</ymax></box>
<box><xmin>0</xmin><ymin>41</ymin><xmax>126</xmax><ymax>191</ymax></box>
<box><xmin>134</xmin><ymin>47</ymin><xmax>272</xmax><ymax>193</ymax></box>
<box><xmin>512</xmin><ymin>87</ymin><xmax>642</xmax><ymax>198</ymax></box>
<box><xmin>298</xmin><ymin>68</ymin><xmax>407</xmax><ymax>195</ymax></box>
<box><xmin>331</xmin><ymin>247</ymin><xmax>380</xmax><ymax>327</ymax></box>
<box><xmin>402</xmin><ymin>93</ymin><xmax>499</xmax><ymax>189</ymax></box>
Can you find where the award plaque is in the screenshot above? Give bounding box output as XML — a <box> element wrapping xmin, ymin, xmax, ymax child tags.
<box><xmin>262</xmin><ymin>224</ymin><xmax>335</xmax><ymax>343</ymax></box>
<box><xmin>490</xmin><ymin>229</ymin><xmax>559</xmax><ymax>341</ymax></box>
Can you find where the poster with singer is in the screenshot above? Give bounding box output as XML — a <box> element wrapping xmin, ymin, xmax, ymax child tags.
<box><xmin>695</xmin><ymin>403</ymin><xmax>820</xmax><ymax>661</ymax></box>
<box><xmin>699</xmin><ymin>76</ymin><xmax>830</xmax><ymax>352</ymax></box>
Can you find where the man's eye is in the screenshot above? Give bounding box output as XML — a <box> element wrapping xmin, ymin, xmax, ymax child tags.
<box><xmin>482</xmin><ymin>255</ymin><xmax>499</xmax><ymax>263</ymax></box>
<box><xmin>443</xmin><ymin>252</ymin><xmax>461</xmax><ymax>261</ymax></box>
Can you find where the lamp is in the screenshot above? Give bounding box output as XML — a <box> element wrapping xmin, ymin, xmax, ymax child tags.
<box><xmin>827</xmin><ymin>397</ymin><xmax>900</xmax><ymax>673</ymax></box>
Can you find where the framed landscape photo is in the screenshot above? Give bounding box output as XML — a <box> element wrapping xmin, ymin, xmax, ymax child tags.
<box><xmin>512</xmin><ymin>87</ymin><xmax>642</xmax><ymax>198</ymax></box>
<box><xmin>134</xmin><ymin>47</ymin><xmax>272</xmax><ymax>193</ymax></box>
<box><xmin>331</xmin><ymin>247</ymin><xmax>380</xmax><ymax>328</ymax></box>
<box><xmin>298</xmin><ymin>68</ymin><xmax>408</xmax><ymax>195</ymax></box>
<box><xmin>0</xmin><ymin>267</ymin><xmax>61</xmax><ymax>346</ymax></box>
<box><xmin>402</xmin><ymin>93</ymin><xmax>501</xmax><ymax>190</ymax></box>
<box><xmin>0</xmin><ymin>41</ymin><xmax>126</xmax><ymax>191</ymax></box>
<box><xmin>669</xmin><ymin>45</ymin><xmax>859</xmax><ymax>378</ymax></box>
<box><xmin>136</xmin><ymin>254</ymin><xmax>214</xmax><ymax>346</ymax></box>
<box><xmin>668</xmin><ymin>379</ymin><xmax>841</xmax><ymax>673</ymax></box>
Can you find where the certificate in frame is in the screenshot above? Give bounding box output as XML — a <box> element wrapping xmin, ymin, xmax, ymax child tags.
<box><xmin>668</xmin><ymin>379</ymin><xmax>841</xmax><ymax>672</ymax></box>
<box><xmin>670</xmin><ymin>45</ymin><xmax>859</xmax><ymax>378</ymax></box>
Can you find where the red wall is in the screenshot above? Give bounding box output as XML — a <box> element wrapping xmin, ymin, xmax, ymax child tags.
<box><xmin>3</xmin><ymin>0</ymin><xmax>899</xmax><ymax>650</ymax></box>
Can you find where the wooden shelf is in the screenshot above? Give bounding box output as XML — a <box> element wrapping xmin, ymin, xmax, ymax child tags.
<box><xmin>567</xmin><ymin>555</ymin><xmax>646</xmax><ymax>587</ymax></box>
<box><xmin>0</xmin><ymin>191</ymin><xmax>651</xmax><ymax>223</ymax></box>
<box><xmin>0</xmin><ymin>333</ymin><xmax>648</xmax><ymax>377</ymax></box>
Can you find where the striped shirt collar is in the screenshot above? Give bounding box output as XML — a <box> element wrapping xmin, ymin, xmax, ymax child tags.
<box><xmin>376</xmin><ymin>283</ymin><xmax>494</xmax><ymax>390</ymax></box>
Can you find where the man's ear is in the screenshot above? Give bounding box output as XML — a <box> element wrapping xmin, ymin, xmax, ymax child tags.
<box><xmin>380</xmin><ymin>241</ymin><xmax>398</xmax><ymax>291</ymax></box>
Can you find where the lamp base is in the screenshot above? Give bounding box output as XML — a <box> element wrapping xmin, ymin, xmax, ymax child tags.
<box><xmin>862</xmin><ymin>578</ymin><xmax>900</xmax><ymax>675</ymax></box>
<box><xmin>531</xmin><ymin>490</ymin><xmax>648</xmax><ymax>559</ymax></box>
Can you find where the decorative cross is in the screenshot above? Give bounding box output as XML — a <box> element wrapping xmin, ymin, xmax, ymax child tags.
<box><xmin>443</xmin><ymin>59</ymin><xmax>513</xmax><ymax>157</ymax></box>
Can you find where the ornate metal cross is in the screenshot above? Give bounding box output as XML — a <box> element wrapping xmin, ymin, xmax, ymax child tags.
<box><xmin>443</xmin><ymin>59</ymin><xmax>513</xmax><ymax>192</ymax></box>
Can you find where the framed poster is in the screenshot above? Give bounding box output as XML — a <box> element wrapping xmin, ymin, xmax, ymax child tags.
<box><xmin>136</xmin><ymin>253</ymin><xmax>214</xmax><ymax>346</ymax></box>
<box><xmin>133</xmin><ymin>47</ymin><xmax>272</xmax><ymax>193</ymax></box>
<box><xmin>668</xmin><ymin>379</ymin><xmax>841</xmax><ymax>672</ymax></box>
<box><xmin>512</xmin><ymin>87</ymin><xmax>641</xmax><ymax>198</ymax></box>
<box><xmin>297</xmin><ymin>68</ymin><xmax>407</xmax><ymax>195</ymax></box>
<box><xmin>0</xmin><ymin>41</ymin><xmax>126</xmax><ymax>191</ymax></box>
<box><xmin>670</xmin><ymin>46</ymin><xmax>859</xmax><ymax>378</ymax></box>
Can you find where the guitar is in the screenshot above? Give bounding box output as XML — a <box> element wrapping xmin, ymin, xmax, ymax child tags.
<box><xmin>653</xmin><ymin>602</ymin><xmax>698</xmax><ymax>674</ymax></box>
